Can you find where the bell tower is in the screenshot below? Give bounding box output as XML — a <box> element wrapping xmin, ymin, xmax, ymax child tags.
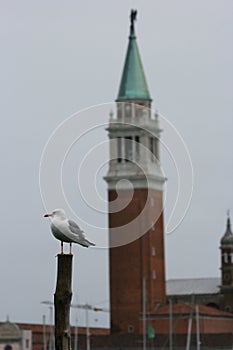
<box><xmin>105</xmin><ymin>11</ymin><xmax>166</xmax><ymax>334</ymax></box>
<box><xmin>220</xmin><ymin>213</ymin><xmax>233</xmax><ymax>312</ymax></box>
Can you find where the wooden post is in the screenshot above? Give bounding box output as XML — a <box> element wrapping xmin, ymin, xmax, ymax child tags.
<box><xmin>54</xmin><ymin>254</ymin><xmax>73</xmax><ymax>350</ymax></box>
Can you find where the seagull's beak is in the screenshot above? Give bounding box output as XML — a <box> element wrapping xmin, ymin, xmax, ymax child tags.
<box><xmin>44</xmin><ymin>213</ymin><xmax>52</xmax><ymax>218</ymax></box>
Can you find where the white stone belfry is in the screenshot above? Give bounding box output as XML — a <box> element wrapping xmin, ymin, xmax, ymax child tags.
<box><xmin>105</xmin><ymin>105</ymin><xmax>165</xmax><ymax>191</ymax></box>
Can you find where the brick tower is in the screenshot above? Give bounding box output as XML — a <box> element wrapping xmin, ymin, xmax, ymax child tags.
<box><xmin>105</xmin><ymin>11</ymin><xmax>166</xmax><ymax>334</ymax></box>
<box><xmin>220</xmin><ymin>214</ymin><xmax>233</xmax><ymax>312</ymax></box>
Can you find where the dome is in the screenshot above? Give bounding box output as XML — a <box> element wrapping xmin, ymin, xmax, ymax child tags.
<box><xmin>0</xmin><ymin>320</ymin><xmax>21</xmax><ymax>341</ymax></box>
<box><xmin>221</xmin><ymin>217</ymin><xmax>233</xmax><ymax>246</ymax></box>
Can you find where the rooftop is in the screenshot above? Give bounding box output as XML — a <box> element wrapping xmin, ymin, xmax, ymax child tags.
<box><xmin>0</xmin><ymin>321</ymin><xmax>22</xmax><ymax>340</ymax></box>
<box><xmin>166</xmin><ymin>277</ymin><xmax>221</xmax><ymax>295</ymax></box>
<box><xmin>150</xmin><ymin>302</ymin><xmax>233</xmax><ymax>318</ymax></box>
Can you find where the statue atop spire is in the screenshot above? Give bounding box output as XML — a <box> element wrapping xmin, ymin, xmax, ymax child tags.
<box><xmin>227</xmin><ymin>209</ymin><xmax>231</xmax><ymax>230</ymax></box>
<box><xmin>130</xmin><ymin>9</ymin><xmax>137</xmax><ymax>35</ymax></box>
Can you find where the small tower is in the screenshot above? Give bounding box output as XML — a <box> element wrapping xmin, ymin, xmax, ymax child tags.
<box><xmin>220</xmin><ymin>213</ymin><xmax>233</xmax><ymax>311</ymax></box>
<box><xmin>105</xmin><ymin>11</ymin><xmax>166</xmax><ymax>334</ymax></box>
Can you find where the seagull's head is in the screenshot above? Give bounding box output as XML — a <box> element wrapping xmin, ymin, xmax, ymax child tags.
<box><xmin>44</xmin><ymin>209</ymin><xmax>66</xmax><ymax>220</ymax></box>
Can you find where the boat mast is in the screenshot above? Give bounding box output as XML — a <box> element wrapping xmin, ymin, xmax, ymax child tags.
<box><xmin>169</xmin><ymin>299</ymin><xmax>173</xmax><ymax>350</ymax></box>
<box><xmin>196</xmin><ymin>304</ymin><xmax>200</xmax><ymax>350</ymax></box>
<box><xmin>142</xmin><ymin>276</ymin><xmax>147</xmax><ymax>350</ymax></box>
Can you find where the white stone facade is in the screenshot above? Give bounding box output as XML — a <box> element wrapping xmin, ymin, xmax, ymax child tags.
<box><xmin>0</xmin><ymin>322</ymin><xmax>31</xmax><ymax>350</ymax></box>
<box><xmin>105</xmin><ymin>103</ymin><xmax>165</xmax><ymax>191</ymax></box>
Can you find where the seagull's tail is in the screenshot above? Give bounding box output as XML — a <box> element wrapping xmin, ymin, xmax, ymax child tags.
<box><xmin>87</xmin><ymin>240</ymin><xmax>95</xmax><ymax>247</ymax></box>
<box><xmin>79</xmin><ymin>239</ymin><xmax>95</xmax><ymax>248</ymax></box>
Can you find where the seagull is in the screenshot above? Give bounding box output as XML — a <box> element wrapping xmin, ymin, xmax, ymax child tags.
<box><xmin>44</xmin><ymin>209</ymin><xmax>95</xmax><ymax>254</ymax></box>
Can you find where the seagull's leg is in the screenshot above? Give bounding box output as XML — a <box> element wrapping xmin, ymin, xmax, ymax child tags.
<box><xmin>69</xmin><ymin>243</ymin><xmax>72</xmax><ymax>255</ymax></box>
<box><xmin>61</xmin><ymin>241</ymin><xmax>64</xmax><ymax>254</ymax></box>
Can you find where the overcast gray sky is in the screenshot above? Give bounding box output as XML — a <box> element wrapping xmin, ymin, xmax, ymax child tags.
<box><xmin>0</xmin><ymin>1</ymin><xmax>232</xmax><ymax>327</ymax></box>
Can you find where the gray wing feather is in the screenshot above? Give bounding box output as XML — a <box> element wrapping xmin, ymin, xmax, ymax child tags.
<box><xmin>68</xmin><ymin>220</ymin><xmax>85</xmax><ymax>239</ymax></box>
<box><xmin>68</xmin><ymin>220</ymin><xmax>95</xmax><ymax>247</ymax></box>
<box><xmin>68</xmin><ymin>219</ymin><xmax>81</xmax><ymax>230</ymax></box>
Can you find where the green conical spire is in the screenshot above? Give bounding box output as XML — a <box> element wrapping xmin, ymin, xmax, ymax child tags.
<box><xmin>116</xmin><ymin>10</ymin><xmax>151</xmax><ymax>102</ymax></box>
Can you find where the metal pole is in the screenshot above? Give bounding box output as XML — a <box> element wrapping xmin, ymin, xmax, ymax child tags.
<box><xmin>74</xmin><ymin>316</ymin><xmax>78</xmax><ymax>350</ymax></box>
<box><xmin>169</xmin><ymin>299</ymin><xmax>173</xmax><ymax>350</ymax></box>
<box><xmin>49</xmin><ymin>306</ymin><xmax>53</xmax><ymax>350</ymax></box>
<box><xmin>142</xmin><ymin>277</ymin><xmax>146</xmax><ymax>350</ymax></box>
<box><xmin>85</xmin><ymin>305</ymin><xmax>90</xmax><ymax>350</ymax></box>
<box><xmin>42</xmin><ymin>315</ymin><xmax>46</xmax><ymax>350</ymax></box>
<box><xmin>196</xmin><ymin>305</ymin><xmax>200</xmax><ymax>350</ymax></box>
<box><xmin>186</xmin><ymin>316</ymin><xmax>192</xmax><ymax>350</ymax></box>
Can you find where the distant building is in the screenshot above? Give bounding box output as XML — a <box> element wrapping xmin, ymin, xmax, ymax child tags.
<box><xmin>166</xmin><ymin>214</ymin><xmax>233</xmax><ymax>314</ymax></box>
<box><xmin>220</xmin><ymin>215</ymin><xmax>233</xmax><ymax>311</ymax></box>
<box><xmin>0</xmin><ymin>320</ymin><xmax>31</xmax><ymax>350</ymax></box>
<box><xmin>147</xmin><ymin>302</ymin><xmax>233</xmax><ymax>348</ymax></box>
<box><xmin>167</xmin><ymin>278</ymin><xmax>223</xmax><ymax>308</ymax></box>
<box><xmin>16</xmin><ymin>324</ymin><xmax>109</xmax><ymax>350</ymax></box>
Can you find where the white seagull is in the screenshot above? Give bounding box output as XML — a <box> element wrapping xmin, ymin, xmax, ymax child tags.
<box><xmin>44</xmin><ymin>209</ymin><xmax>95</xmax><ymax>254</ymax></box>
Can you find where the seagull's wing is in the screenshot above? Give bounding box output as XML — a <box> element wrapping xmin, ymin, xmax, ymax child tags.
<box><xmin>68</xmin><ymin>219</ymin><xmax>95</xmax><ymax>247</ymax></box>
<box><xmin>68</xmin><ymin>220</ymin><xmax>85</xmax><ymax>239</ymax></box>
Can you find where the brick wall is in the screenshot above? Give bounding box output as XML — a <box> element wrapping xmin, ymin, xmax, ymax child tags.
<box><xmin>109</xmin><ymin>188</ymin><xmax>166</xmax><ymax>334</ymax></box>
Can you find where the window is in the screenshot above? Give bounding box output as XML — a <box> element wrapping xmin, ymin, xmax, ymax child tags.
<box><xmin>117</xmin><ymin>137</ymin><xmax>122</xmax><ymax>163</ymax></box>
<box><xmin>224</xmin><ymin>252</ymin><xmax>228</xmax><ymax>263</ymax></box>
<box><xmin>125</xmin><ymin>136</ymin><xmax>133</xmax><ymax>161</ymax></box>
<box><xmin>152</xmin><ymin>270</ymin><xmax>156</xmax><ymax>279</ymax></box>
<box><xmin>128</xmin><ymin>325</ymin><xmax>134</xmax><ymax>333</ymax></box>
<box><xmin>117</xmin><ymin>135</ymin><xmax>141</xmax><ymax>162</ymax></box>
<box><xmin>206</xmin><ymin>302</ymin><xmax>219</xmax><ymax>309</ymax></box>
<box><xmin>152</xmin><ymin>247</ymin><xmax>156</xmax><ymax>256</ymax></box>
<box><xmin>135</xmin><ymin>135</ymin><xmax>140</xmax><ymax>160</ymax></box>
<box><xmin>150</xmin><ymin>138</ymin><xmax>154</xmax><ymax>159</ymax></box>
<box><xmin>5</xmin><ymin>346</ymin><xmax>12</xmax><ymax>350</ymax></box>
<box><xmin>150</xmin><ymin>137</ymin><xmax>158</xmax><ymax>161</ymax></box>
<box><xmin>125</xmin><ymin>104</ymin><xmax>131</xmax><ymax>117</ymax></box>
<box><xmin>225</xmin><ymin>305</ymin><xmax>232</xmax><ymax>312</ymax></box>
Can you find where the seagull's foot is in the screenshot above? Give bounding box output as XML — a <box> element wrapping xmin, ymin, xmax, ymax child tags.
<box><xmin>61</xmin><ymin>242</ymin><xmax>64</xmax><ymax>255</ymax></box>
